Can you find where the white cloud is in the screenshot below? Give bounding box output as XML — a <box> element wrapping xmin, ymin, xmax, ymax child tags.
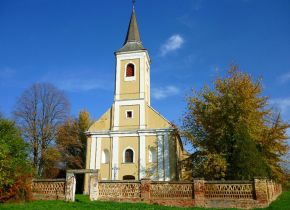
<box><xmin>270</xmin><ymin>98</ymin><xmax>290</xmax><ymax>116</ymax></box>
<box><xmin>278</xmin><ymin>72</ymin><xmax>290</xmax><ymax>84</ymax></box>
<box><xmin>152</xmin><ymin>86</ymin><xmax>180</xmax><ymax>100</ymax></box>
<box><xmin>160</xmin><ymin>34</ymin><xmax>184</xmax><ymax>56</ymax></box>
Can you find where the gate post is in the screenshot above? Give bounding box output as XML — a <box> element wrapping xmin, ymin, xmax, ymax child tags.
<box><xmin>89</xmin><ymin>175</ymin><xmax>99</xmax><ymax>201</ymax></box>
<box><xmin>141</xmin><ymin>179</ymin><xmax>151</xmax><ymax>202</ymax></box>
<box><xmin>194</xmin><ymin>178</ymin><xmax>205</xmax><ymax>207</ymax></box>
<box><xmin>65</xmin><ymin>173</ymin><xmax>76</xmax><ymax>202</ymax></box>
<box><xmin>254</xmin><ymin>177</ymin><xmax>269</xmax><ymax>207</ymax></box>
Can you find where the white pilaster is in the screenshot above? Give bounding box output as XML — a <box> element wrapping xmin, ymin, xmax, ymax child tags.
<box><xmin>115</xmin><ymin>58</ymin><xmax>121</xmax><ymax>100</ymax></box>
<box><xmin>140</xmin><ymin>56</ymin><xmax>145</xmax><ymax>99</ymax></box>
<box><xmin>95</xmin><ymin>137</ymin><xmax>102</xmax><ymax>169</ymax></box>
<box><xmin>164</xmin><ymin>133</ymin><xmax>170</xmax><ymax>181</ymax></box>
<box><xmin>113</xmin><ymin>103</ymin><xmax>120</xmax><ymax>131</ymax></box>
<box><xmin>90</xmin><ymin>137</ymin><xmax>97</xmax><ymax>169</ymax></box>
<box><xmin>139</xmin><ymin>135</ymin><xmax>146</xmax><ymax>179</ymax></box>
<box><xmin>140</xmin><ymin>100</ymin><xmax>145</xmax><ymax>129</ymax></box>
<box><xmin>112</xmin><ymin>136</ymin><xmax>119</xmax><ymax>180</ymax></box>
<box><xmin>157</xmin><ymin>134</ymin><xmax>164</xmax><ymax>181</ymax></box>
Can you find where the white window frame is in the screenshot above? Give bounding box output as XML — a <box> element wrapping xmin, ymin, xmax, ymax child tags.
<box><xmin>125</xmin><ymin>110</ymin><xmax>134</xmax><ymax>119</ymax></box>
<box><xmin>124</xmin><ymin>62</ymin><xmax>136</xmax><ymax>81</ymax></box>
<box><xmin>123</xmin><ymin>147</ymin><xmax>135</xmax><ymax>163</ymax></box>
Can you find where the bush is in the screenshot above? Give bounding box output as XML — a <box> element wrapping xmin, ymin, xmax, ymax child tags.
<box><xmin>0</xmin><ymin>117</ymin><xmax>32</xmax><ymax>202</ymax></box>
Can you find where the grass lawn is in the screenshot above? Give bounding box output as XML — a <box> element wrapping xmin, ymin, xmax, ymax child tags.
<box><xmin>0</xmin><ymin>191</ymin><xmax>289</xmax><ymax>210</ymax></box>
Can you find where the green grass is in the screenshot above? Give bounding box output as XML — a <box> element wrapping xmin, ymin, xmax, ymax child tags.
<box><xmin>0</xmin><ymin>191</ymin><xmax>289</xmax><ymax>210</ymax></box>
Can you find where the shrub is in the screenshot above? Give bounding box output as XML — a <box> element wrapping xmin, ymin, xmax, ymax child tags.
<box><xmin>0</xmin><ymin>117</ymin><xmax>32</xmax><ymax>202</ymax></box>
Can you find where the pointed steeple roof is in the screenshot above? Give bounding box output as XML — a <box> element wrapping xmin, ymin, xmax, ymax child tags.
<box><xmin>117</xmin><ymin>7</ymin><xmax>146</xmax><ymax>53</ymax></box>
<box><xmin>124</xmin><ymin>7</ymin><xmax>141</xmax><ymax>44</ymax></box>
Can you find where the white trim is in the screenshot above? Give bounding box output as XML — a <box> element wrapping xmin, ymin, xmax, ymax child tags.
<box><xmin>124</xmin><ymin>62</ymin><xmax>136</xmax><ymax>81</ymax></box>
<box><xmin>123</xmin><ymin>146</ymin><xmax>135</xmax><ymax>163</ymax></box>
<box><xmin>115</xmin><ymin>58</ymin><xmax>121</xmax><ymax>100</ymax></box>
<box><xmin>116</xmin><ymin>52</ymin><xmax>147</xmax><ymax>60</ymax></box>
<box><xmin>146</xmin><ymin>60</ymin><xmax>151</xmax><ymax>105</ymax></box>
<box><xmin>113</xmin><ymin>102</ymin><xmax>119</xmax><ymax>131</ymax></box>
<box><xmin>140</xmin><ymin>100</ymin><xmax>145</xmax><ymax>129</ymax></box>
<box><xmin>87</xmin><ymin>128</ymin><xmax>174</xmax><ymax>136</ymax></box>
<box><xmin>115</xmin><ymin>99</ymin><xmax>143</xmax><ymax>105</ymax></box>
<box><xmin>95</xmin><ymin>137</ymin><xmax>102</xmax><ymax>169</ymax></box>
<box><xmin>112</xmin><ymin>136</ymin><xmax>119</xmax><ymax>180</ymax></box>
<box><xmin>139</xmin><ymin>135</ymin><xmax>146</xmax><ymax>179</ymax></box>
<box><xmin>125</xmin><ymin>110</ymin><xmax>134</xmax><ymax>119</ymax></box>
<box><xmin>139</xmin><ymin>56</ymin><xmax>145</xmax><ymax>99</ymax></box>
<box><xmin>111</xmin><ymin>133</ymin><xmax>139</xmax><ymax>137</ymax></box>
<box><xmin>157</xmin><ymin>135</ymin><xmax>164</xmax><ymax>181</ymax></box>
<box><xmin>90</xmin><ymin>137</ymin><xmax>97</xmax><ymax>169</ymax></box>
<box><xmin>115</xmin><ymin>49</ymin><xmax>151</xmax><ymax>62</ymax></box>
<box><xmin>164</xmin><ymin>133</ymin><xmax>170</xmax><ymax>181</ymax></box>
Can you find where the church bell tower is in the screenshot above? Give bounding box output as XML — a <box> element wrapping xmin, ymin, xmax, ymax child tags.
<box><xmin>113</xmin><ymin>6</ymin><xmax>151</xmax><ymax>131</ymax></box>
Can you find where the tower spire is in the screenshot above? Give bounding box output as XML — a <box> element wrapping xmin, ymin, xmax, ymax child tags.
<box><xmin>116</xmin><ymin>2</ymin><xmax>145</xmax><ymax>53</ymax></box>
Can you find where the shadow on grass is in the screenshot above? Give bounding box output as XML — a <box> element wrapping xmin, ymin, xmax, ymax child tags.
<box><xmin>1</xmin><ymin>191</ymin><xmax>290</xmax><ymax>210</ymax></box>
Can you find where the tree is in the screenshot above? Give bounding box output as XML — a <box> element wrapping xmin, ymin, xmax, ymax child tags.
<box><xmin>183</xmin><ymin>66</ymin><xmax>289</xmax><ymax>181</ymax></box>
<box><xmin>56</xmin><ymin>110</ymin><xmax>92</xmax><ymax>169</ymax></box>
<box><xmin>14</xmin><ymin>83</ymin><xmax>70</xmax><ymax>177</ymax></box>
<box><xmin>0</xmin><ymin>116</ymin><xmax>31</xmax><ymax>202</ymax></box>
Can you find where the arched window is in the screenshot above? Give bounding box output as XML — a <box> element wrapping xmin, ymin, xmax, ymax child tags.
<box><xmin>102</xmin><ymin>149</ymin><xmax>109</xmax><ymax>164</ymax></box>
<box><xmin>149</xmin><ymin>148</ymin><xmax>157</xmax><ymax>163</ymax></box>
<box><xmin>124</xmin><ymin>149</ymin><xmax>134</xmax><ymax>163</ymax></box>
<box><xmin>126</xmin><ymin>63</ymin><xmax>135</xmax><ymax>77</ymax></box>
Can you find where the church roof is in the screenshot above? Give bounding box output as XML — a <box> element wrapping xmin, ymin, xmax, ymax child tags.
<box><xmin>117</xmin><ymin>7</ymin><xmax>146</xmax><ymax>53</ymax></box>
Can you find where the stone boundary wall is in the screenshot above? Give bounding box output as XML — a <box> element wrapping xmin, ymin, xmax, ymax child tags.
<box><xmin>194</xmin><ymin>178</ymin><xmax>282</xmax><ymax>209</ymax></box>
<box><xmin>32</xmin><ymin>179</ymin><xmax>66</xmax><ymax>200</ymax></box>
<box><xmin>97</xmin><ymin>179</ymin><xmax>195</xmax><ymax>207</ymax></box>
<box><xmin>94</xmin><ymin>178</ymin><xmax>282</xmax><ymax>209</ymax></box>
<box><xmin>201</xmin><ymin>180</ymin><xmax>257</xmax><ymax>209</ymax></box>
<box><xmin>31</xmin><ymin>177</ymin><xmax>282</xmax><ymax>209</ymax></box>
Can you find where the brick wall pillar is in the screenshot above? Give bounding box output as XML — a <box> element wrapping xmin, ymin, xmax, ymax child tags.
<box><xmin>194</xmin><ymin>178</ymin><xmax>205</xmax><ymax>207</ymax></box>
<box><xmin>141</xmin><ymin>179</ymin><xmax>151</xmax><ymax>202</ymax></box>
<box><xmin>254</xmin><ymin>178</ymin><xmax>269</xmax><ymax>207</ymax></box>
<box><xmin>89</xmin><ymin>175</ymin><xmax>99</xmax><ymax>201</ymax></box>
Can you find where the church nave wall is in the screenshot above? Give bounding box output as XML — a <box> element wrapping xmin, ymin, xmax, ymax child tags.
<box><xmin>118</xmin><ymin>136</ymin><xmax>139</xmax><ymax>180</ymax></box>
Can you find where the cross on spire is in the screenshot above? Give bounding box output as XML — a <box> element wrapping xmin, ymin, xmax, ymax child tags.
<box><xmin>132</xmin><ymin>0</ymin><xmax>136</xmax><ymax>9</ymax></box>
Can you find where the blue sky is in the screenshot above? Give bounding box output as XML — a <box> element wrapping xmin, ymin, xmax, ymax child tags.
<box><xmin>0</xmin><ymin>0</ymin><xmax>290</xmax><ymax>135</ymax></box>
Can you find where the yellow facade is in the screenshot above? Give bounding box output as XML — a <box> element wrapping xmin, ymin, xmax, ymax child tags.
<box><xmin>100</xmin><ymin>138</ymin><xmax>111</xmax><ymax>180</ymax></box>
<box><xmin>118</xmin><ymin>136</ymin><xmax>139</xmax><ymax>179</ymax></box>
<box><xmin>84</xmin><ymin>7</ymin><xmax>185</xmax><ymax>194</ymax></box>
<box><xmin>119</xmin><ymin>105</ymin><xmax>140</xmax><ymax>130</ymax></box>
<box><xmin>119</xmin><ymin>59</ymin><xmax>140</xmax><ymax>100</ymax></box>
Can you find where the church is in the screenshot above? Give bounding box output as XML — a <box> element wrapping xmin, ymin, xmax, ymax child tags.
<box><xmin>84</xmin><ymin>5</ymin><xmax>186</xmax><ymax>193</ymax></box>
